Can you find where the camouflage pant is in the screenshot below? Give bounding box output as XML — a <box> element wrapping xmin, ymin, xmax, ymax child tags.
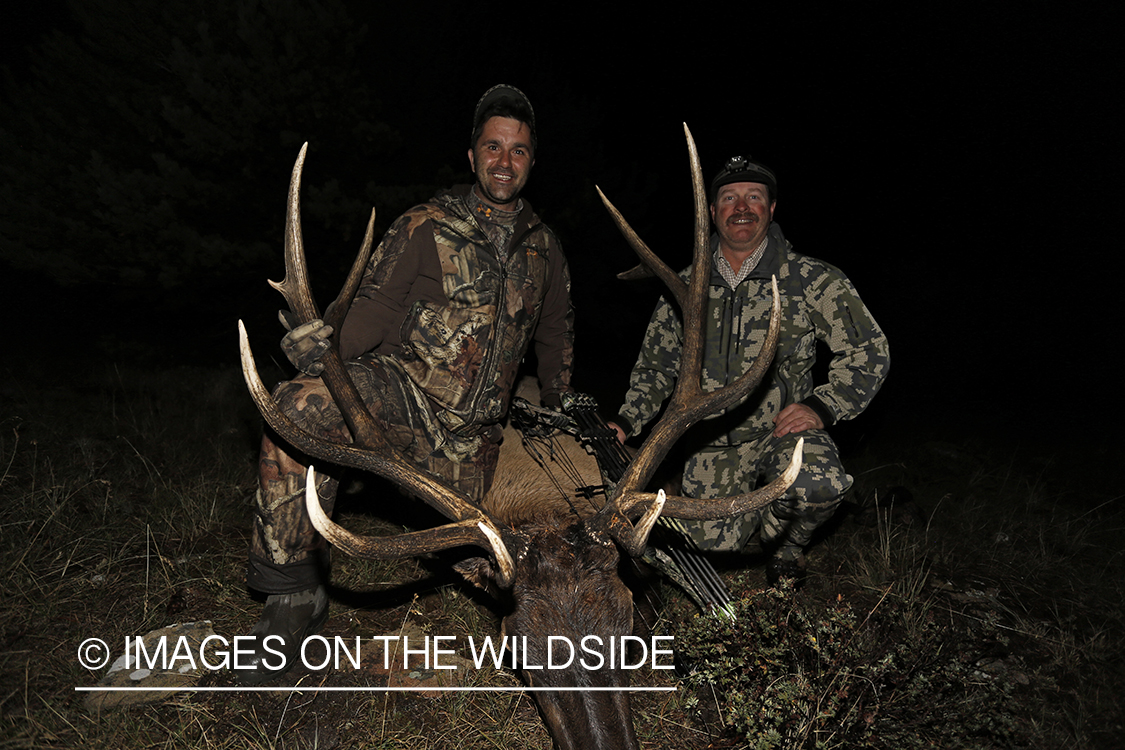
<box><xmin>677</xmin><ymin>429</ymin><xmax>851</xmax><ymax>552</ymax></box>
<box><xmin>248</xmin><ymin>354</ymin><xmax>500</xmax><ymax>594</ymax></box>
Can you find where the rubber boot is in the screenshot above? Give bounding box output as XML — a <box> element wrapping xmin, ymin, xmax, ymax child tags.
<box><xmin>766</xmin><ymin>545</ymin><xmax>807</xmax><ymax>588</ymax></box>
<box><xmin>235</xmin><ymin>585</ymin><xmax>328</xmax><ymax>685</ymax></box>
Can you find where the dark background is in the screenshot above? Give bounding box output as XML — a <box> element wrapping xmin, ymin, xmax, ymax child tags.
<box><xmin>2</xmin><ymin>1</ymin><xmax>1118</xmax><ymax>454</ymax></box>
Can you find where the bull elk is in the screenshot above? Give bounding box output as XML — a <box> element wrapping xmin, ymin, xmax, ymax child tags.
<box><xmin>238</xmin><ymin>124</ymin><xmax>803</xmax><ymax>749</ymax></box>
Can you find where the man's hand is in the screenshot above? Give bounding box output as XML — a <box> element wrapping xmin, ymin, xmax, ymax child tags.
<box><xmin>280</xmin><ymin>317</ymin><xmax>334</xmax><ymax>376</ymax></box>
<box><xmin>773</xmin><ymin>403</ymin><xmax>824</xmax><ymax>437</ymax></box>
<box><xmin>607</xmin><ymin>421</ymin><xmax>627</xmax><ymax>445</ymax></box>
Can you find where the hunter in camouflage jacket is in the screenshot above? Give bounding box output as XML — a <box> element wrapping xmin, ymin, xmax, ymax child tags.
<box><xmin>249</xmin><ymin>185</ymin><xmax>574</xmax><ymax>590</ymax></box>
<box><xmin>616</xmin><ymin>221</ymin><xmax>886</xmax><ymax>442</ymax></box>
<box><xmin>614</xmin><ymin>221</ymin><xmax>888</xmax><ymax>553</ymax></box>
<box><xmin>340</xmin><ymin>184</ymin><xmax>575</xmax><ymax>433</ymax></box>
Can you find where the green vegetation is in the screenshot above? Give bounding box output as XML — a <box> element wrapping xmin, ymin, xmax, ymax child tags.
<box><xmin>678</xmin><ymin>580</ymin><xmax>1026</xmax><ymax>748</ymax></box>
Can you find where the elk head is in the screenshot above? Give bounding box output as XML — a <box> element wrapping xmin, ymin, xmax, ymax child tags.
<box><xmin>238</xmin><ymin>125</ymin><xmax>801</xmax><ymax>750</ymax></box>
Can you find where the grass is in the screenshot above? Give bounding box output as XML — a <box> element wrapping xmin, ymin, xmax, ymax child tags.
<box><xmin>0</xmin><ymin>360</ymin><xmax>1122</xmax><ymax>748</ymax></box>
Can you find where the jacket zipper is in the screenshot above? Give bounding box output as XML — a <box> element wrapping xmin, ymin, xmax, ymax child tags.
<box><xmin>460</xmin><ymin>209</ymin><xmax>542</xmax><ymax>423</ymax></box>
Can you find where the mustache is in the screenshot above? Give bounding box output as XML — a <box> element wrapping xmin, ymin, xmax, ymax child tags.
<box><xmin>727</xmin><ymin>212</ymin><xmax>758</xmax><ymax>224</ymax></box>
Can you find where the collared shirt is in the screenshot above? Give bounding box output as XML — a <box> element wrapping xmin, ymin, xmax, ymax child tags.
<box><xmin>714</xmin><ymin>235</ymin><xmax>768</xmax><ymax>289</ymax></box>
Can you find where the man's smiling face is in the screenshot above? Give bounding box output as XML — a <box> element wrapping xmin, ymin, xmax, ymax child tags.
<box><xmin>710</xmin><ymin>181</ymin><xmax>775</xmax><ymax>254</ymax></box>
<box><xmin>468</xmin><ymin>116</ymin><xmax>535</xmax><ymax>210</ymax></box>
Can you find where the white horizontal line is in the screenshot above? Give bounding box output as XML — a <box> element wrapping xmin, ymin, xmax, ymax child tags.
<box><xmin>76</xmin><ymin>686</ymin><xmax>677</xmax><ymax>693</ymax></box>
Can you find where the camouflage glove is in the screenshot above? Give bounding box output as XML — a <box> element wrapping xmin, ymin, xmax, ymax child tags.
<box><xmin>279</xmin><ymin>312</ymin><xmax>334</xmax><ymax>376</ymax></box>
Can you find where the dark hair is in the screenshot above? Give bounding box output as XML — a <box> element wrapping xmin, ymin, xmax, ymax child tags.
<box><xmin>471</xmin><ymin>86</ymin><xmax>537</xmax><ymax>153</ymax></box>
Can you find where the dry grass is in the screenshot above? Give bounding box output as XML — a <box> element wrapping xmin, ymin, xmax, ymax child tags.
<box><xmin>1</xmin><ymin>362</ymin><xmax>1121</xmax><ymax>748</ymax></box>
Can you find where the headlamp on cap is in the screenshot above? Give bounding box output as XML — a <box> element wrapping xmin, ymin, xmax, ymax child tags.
<box><xmin>710</xmin><ymin>155</ymin><xmax>777</xmax><ymax>203</ymax></box>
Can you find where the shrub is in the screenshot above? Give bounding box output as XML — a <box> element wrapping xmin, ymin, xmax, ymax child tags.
<box><xmin>677</xmin><ymin>581</ymin><xmax>1029</xmax><ymax>749</ymax></box>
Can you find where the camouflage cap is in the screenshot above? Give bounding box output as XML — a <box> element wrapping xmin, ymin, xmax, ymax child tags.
<box><xmin>471</xmin><ymin>84</ymin><xmax>536</xmax><ymax>147</ymax></box>
<box><xmin>710</xmin><ymin>155</ymin><xmax>777</xmax><ymax>202</ymax></box>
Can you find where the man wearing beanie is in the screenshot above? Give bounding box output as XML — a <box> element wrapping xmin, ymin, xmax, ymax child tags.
<box><xmin>611</xmin><ymin>154</ymin><xmax>889</xmax><ymax>586</ymax></box>
<box><xmin>239</xmin><ymin>84</ymin><xmax>574</xmax><ymax>683</ymax></box>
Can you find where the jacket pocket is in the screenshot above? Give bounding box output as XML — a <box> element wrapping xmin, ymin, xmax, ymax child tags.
<box><xmin>399</xmin><ymin>300</ymin><xmax>496</xmax><ymax>414</ymax></box>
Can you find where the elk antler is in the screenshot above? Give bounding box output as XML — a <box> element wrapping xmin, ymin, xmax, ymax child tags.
<box><xmin>593</xmin><ymin>124</ymin><xmax>803</xmax><ymax>556</ymax></box>
<box><xmin>238</xmin><ymin>144</ymin><xmax>515</xmax><ymax>587</ymax></box>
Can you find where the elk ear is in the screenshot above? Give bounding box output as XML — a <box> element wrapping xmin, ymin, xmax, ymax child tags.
<box><xmin>454</xmin><ymin>556</ymin><xmax>502</xmax><ymax>597</ymax></box>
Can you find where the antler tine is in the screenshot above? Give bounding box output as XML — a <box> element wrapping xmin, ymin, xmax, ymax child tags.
<box><xmin>303</xmin><ymin>467</ymin><xmax>515</xmax><ymax>587</ymax></box>
<box><xmin>630</xmin><ymin>438</ymin><xmax>803</xmax><ymax>521</ymax></box>
<box><xmin>269</xmin><ymin>143</ymin><xmax>318</xmax><ymax>321</ymax></box>
<box><xmin>677</xmin><ymin>122</ymin><xmax>712</xmax><ymax>407</ymax></box>
<box><xmin>594</xmin><ymin>123</ymin><xmax>708</xmax><ymax>310</ymax></box>
<box><xmin>263</xmin><ymin>143</ymin><xmax>383</xmax><ymax>446</ymax></box>
<box><xmin>595</xmin><ymin>187</ymin><xmax>688</xmax><ymax>307</ymax></box>
<box><xmin>269</xmin><ymin>141</ymin><xmax>377</xmax><ymax>335</ymax></box>
<box><xmin>325</xmin><ymin>207</ymin><xmax>377</xmax><ymax>334</ymax></box>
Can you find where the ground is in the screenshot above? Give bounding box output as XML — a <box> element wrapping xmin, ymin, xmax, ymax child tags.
<box><xmin>1</xmin><ymin>362</ymin><xmax>1121</xmax><ymax>748</ymax></box>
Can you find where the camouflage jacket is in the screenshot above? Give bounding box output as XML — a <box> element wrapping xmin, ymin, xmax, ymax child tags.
<box><xmin>339</xmin><ymin>186</ymin><xmax>574</xmax><ymax>432</ymax></box>
<box><xmin>615</xmin><ymin>222</ymin><xmax>888</xmax><ymax>448</ymax></box>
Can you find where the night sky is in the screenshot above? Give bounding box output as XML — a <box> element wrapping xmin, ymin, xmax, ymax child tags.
<box><xmin>2</xmin><ymin>2</ymin><xmax>1118</xmax><ymax>451</ymax></box>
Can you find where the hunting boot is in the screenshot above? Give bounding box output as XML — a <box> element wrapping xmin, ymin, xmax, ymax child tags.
<box><xmin>766</xmin><ymin>545</ymin><xmax>807</xmax><ymax>588</ymax></box>
<box><xmin>236</xmin><ymin>585</ymin><xmax>328</xmax><ymax>685</ymax></box>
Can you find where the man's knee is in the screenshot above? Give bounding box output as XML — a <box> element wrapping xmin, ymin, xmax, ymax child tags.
<box><xmin>793</xmin><ymin>468</ymin><xmax>851</xmax><ymax>506</ymax></box>
<box><xmin>765</xmin><ymin>430</ymin><xmax>851</xmax><ymax>544</ymax></box>
<box><xmin>775</xmin><ymin>431</ymin><xmax>850</xmax><ymax>500</ymax></box>
<box><xmin>273</xmin><ymin>376</ymin><xmax>342</xmax><ymax>427</ymax></box>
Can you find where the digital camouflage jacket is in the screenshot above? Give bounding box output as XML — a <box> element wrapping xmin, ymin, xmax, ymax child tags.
<box><xmin>339</xmin><ymin>186</ymin><xmax>574</xmax><ymax>433</ymax></box>
<box><xmin>616</xmin><ymin>222</ymin><xmax>888</xmax><ymax>448</ymax></box>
